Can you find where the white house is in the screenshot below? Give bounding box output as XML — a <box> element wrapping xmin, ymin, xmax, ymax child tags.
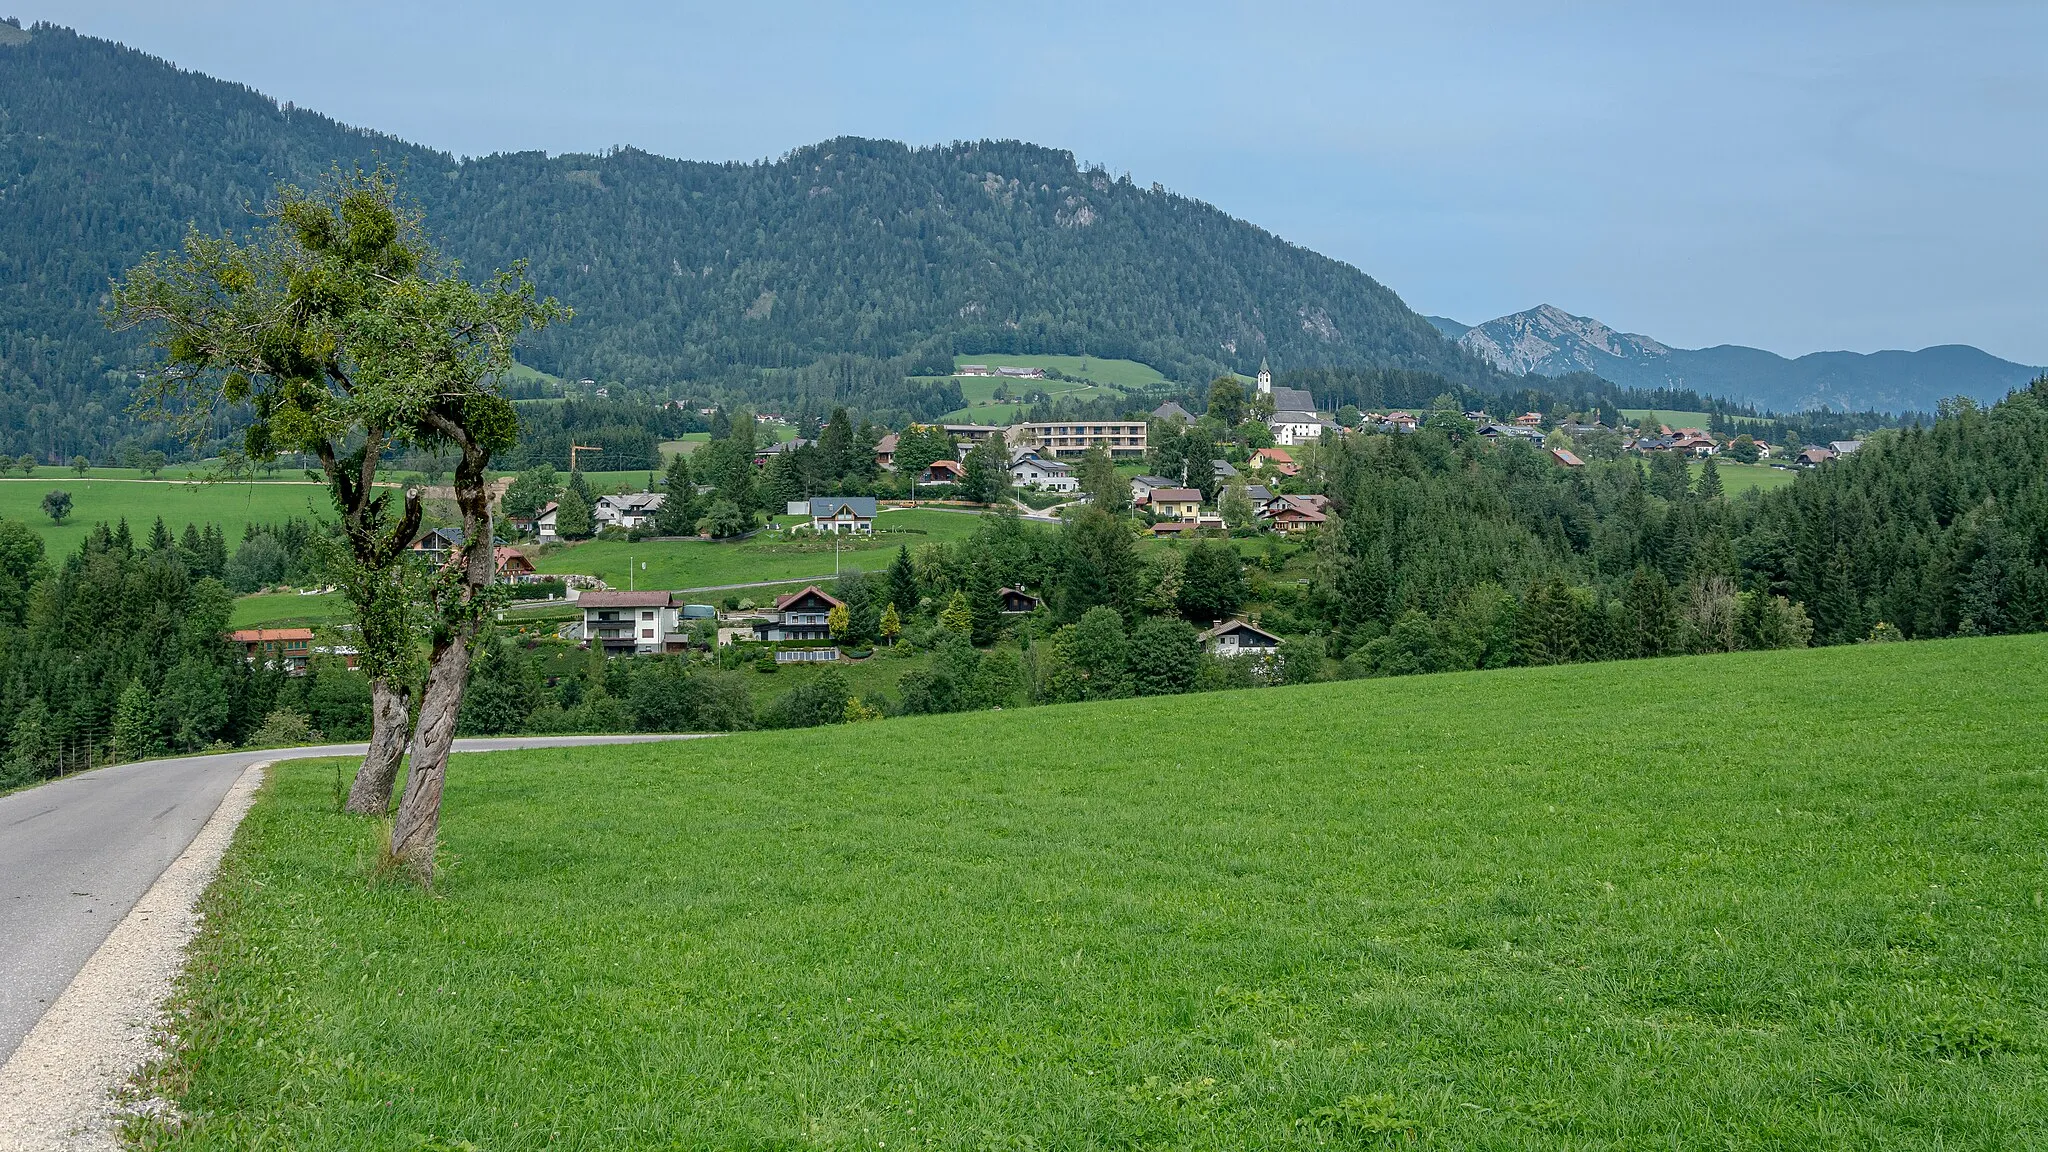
<box><xmin>1010</xmin><ymin>450</ymin><xmax>1078</xmax><ymax>493</ymax></box>
<box><xmin>1199</xmin><ymin>618</ymin><xmax>1283</xmax><ymax>657</ymax></box>
<box><xmin>534</xmin><ymin>501</ymin><xmax>560</xmax><ymax>541</ymax></box>
<box><xmin>594</xmin><ymin>492</ymin><xmax>665</xmax><ymax>530</ymax></box>
<box><xmin>578</xmin><ymin>591</ymin><xmax>686</xmax><ymax>656</ymax></box>
<box><xmin>1129</xmin><ymin>475</ymin><xmax>1175</xmax><ymax>504</ymax></box>
<box><xmin>806</xmin><ymin>496</ymin><xmax>877</xmax><ymax>534</ymax></box>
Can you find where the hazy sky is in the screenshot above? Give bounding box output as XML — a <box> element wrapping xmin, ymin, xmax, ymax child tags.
<box><xmin>26</xmin><ymin>1</ymin><xmax>2048</xmax><ymax>363</ymax></box>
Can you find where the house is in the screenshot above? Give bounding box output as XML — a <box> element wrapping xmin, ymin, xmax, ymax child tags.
<box><xmin>753</xmin><ymin>586</ymin><xmax>842</xmax><ymax>642</ymax></box>
<box><xmin>752</xmin><ymin>438</ymin><xmax>812</xmax><ymax>465</ymax></box>
<box><xmin>1244</xmin><ymin>484</ymin><xmax>1275</xmax><ymax>505</ymax></box>
<box><xmin>1269</xmin><ymin>408</ymin><xmax>1322</xmax><ymax>446</ymax></box>
<box><xmin>922</xmin><ymin>458</ymin><xmax>965</xmax><ymax>484</ymax></box>
<box><xmin>874</xmin><ymin>433</ymin><xmax>899</xmax><ymax>469</ymax></box>
<box><xmin>1199</xmin><ymin>618</ymin><xmax>1282</xmax><ymax>657</ymax></box>
<box><xmin>1830</xmin><ymin>440</ymin><xmax>1864</xmax><ymax>455</ymax></box>
<box><xmin>1250</xmin><ymin>447</ymin><xmax>1300</xmax><ymax>477</ymax></box>
<box><xmin>1129</xmin><ymin>475</ymin><xmax>1175</xmax><ymax>504</ymax></box>
<box><xmin>941</xmin><ymin>424</ymin><xmax>1005</xmax><ymax>448</ymax></box>
<box><xmin>997</xmin><ymin>587</ymin><xmax>1041</xmax><ymax>614</ymax></box>
<box><xmin>1009</xmin><ymin>451</ymin><xmax>1079</xmax><ymax>493</ymax></box>
<box><xmin>410</xmin><ymin>526</ymin><xmax>465</xmax><ymax>563</ymax></box>
<box><xmin>806</xmin><ymin>496</ymin><xmax>877</xmax><ymax>534</ymax></box>
<box><xmin>533</xmin><ymin>501</ymin><xmax>559</xmax><ymax>541</ymax></box>
<box><xmin>1795</xmin><ymin>446</ymin><xmax>1838</xmax><ymax>467</ymax></box>
<box><xmin>1151</xmin><ymin>401</ymin><xmax>1195</xmax><ymax>425</ymax></box>
<box><xmin>578</xmin><ymin>590</ymin><xmax>688</xmax><ymax>656</ymax></box>
<box><xmin>1669</xmin><ymin>430</ymin><xmax>1717</xmax><ymax>457</ymax></box>
<box><xmin>1263</xmin><ymin>495</ymin><xmax>1328</xmax><ymax>534</ymax></box>
<box><xmin>230</xmin><ymin>627</ymin><xmax>316</xmax><ymax>674</ymax></box>
<box><xmin>1150</xmin><ymin>520</ymin><xmax>1196</xmax><ymax>537</ymax></box>
<box><xmin>1515</xmin><ymin>412</ymin><xmax>1544</xmax><ymax>428</ymax></box>
<box><xmin>494</xmin><ymin>547</ymin><xmax>538</xmax><ymax>583</ymax></box>
<box><xmin>594</xmin><ymin>491</ymin><xmax>665</xmax><ymax>530</ymax></box>
<box><xmin>1386</xmin><ymin>412</ymin><xmax>1419</xmax><ymax>431</ymax></box>
<box><xmin>1550</xmin><ymin>448</ymin><xmax>1585</xmax><ymax>468</ymax></box>
<box><xmin>1148</xmin><ymin>487</ymin><xmax>1204</xmax><ymax>521</ymax></box>
<box><xmin>1012</xmin><ymin>420</ymin><xmax>1148</xmax><ymax>459</ymax></box>
<box><xmin>1211</xmin><ymin>458</ymin><xmax>1238</xmax><ymax>479</ymax></box>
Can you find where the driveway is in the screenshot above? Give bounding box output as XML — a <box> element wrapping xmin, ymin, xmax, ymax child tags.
<box><xmin>0</xmin><ymin>734</ymin><xmax>706</xmax><ymax>1064</ymax></box>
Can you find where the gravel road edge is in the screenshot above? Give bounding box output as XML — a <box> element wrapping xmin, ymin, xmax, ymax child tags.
<box><xmin>0</xmin><ymin>760</ymin><xmax>268</xmax><ymax>1151</ymax></box>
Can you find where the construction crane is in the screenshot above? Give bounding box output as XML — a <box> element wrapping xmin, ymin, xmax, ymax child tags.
<box><xmin>569</xmin><ymin>444</ymin><xmax>602</xmax><ymax>472</ymax></box>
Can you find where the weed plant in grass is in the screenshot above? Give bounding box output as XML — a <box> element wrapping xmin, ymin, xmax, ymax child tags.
<box><xmin>147</xmin><ymin>636</ymin><xmax>2048</xmax><ymax>1148</ymax></box>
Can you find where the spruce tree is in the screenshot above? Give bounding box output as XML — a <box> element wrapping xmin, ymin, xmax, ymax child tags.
<box><xmin>1697</xmin><ymin>454</ymin><xmax>1724</xmax><ymax>499</ymax></box>
<box><xmin>887</xmin><ymin>545</ymin><xmax>919</xmax><ymax>614</ymax></box>
<box><xmin>651</xmin><ymin>454</ymin><xmax>698</xmax><ymax>536</ymax></box>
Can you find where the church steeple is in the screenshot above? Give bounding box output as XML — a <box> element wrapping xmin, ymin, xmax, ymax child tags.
<box><xmin>1256</xmin><ymin>357</ymin><xmax>1272</xmax><ymax>396</ymax></box>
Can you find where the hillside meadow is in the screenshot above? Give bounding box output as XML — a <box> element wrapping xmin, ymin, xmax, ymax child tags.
<box><xmin>0</xmin><ymin>478</ymin><xmax>329</xmax><ymax>554</ymax></box>
<box><xmin>142</xmin><ymin>634</ymin><xmax>2048</xmax><ymax>1148</ymax></box>
<box><xmin>533</xmin><ymin>507</ymin><xmax>1003</xmax><ymax>591</ymax></box>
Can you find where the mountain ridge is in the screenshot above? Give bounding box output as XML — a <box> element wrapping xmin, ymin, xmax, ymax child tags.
<box><xmin>1449</xmin><ymin>304</ymin><xmax>2039</xmax><ymax>413</ymax></box>
<box><xmin>0</xmin><ymin>20</ymin><xmax>1514</xmax><ymax>459</ymax></box>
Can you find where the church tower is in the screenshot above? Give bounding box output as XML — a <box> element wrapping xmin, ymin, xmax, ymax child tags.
<box><xmin>1256</xmin><ymin>357</ymin><xmax>1272</xmax><ymax>396</ymax></box>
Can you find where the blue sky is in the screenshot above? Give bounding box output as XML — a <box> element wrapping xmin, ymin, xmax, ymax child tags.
<box><xmin>28</xmin><ymin>0</ymin><xmax>2048</xmax><ymax>364</ymax></box>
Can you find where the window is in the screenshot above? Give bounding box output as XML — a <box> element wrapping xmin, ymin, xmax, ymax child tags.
<box><xmin>641</xmin><ymin>610</ymin><xmax>654</xmax><ymax>621</ymax></box>
<box><xmin>641</xmin><ymin>629</ymin><xmax>654</xmax><ymax>639</ymax></box>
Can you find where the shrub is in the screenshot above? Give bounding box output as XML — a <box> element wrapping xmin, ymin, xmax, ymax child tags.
<box><xmin>246</xmin><ymin>707</ymin><xmax>322</xmax><ymax>749</ymax></box>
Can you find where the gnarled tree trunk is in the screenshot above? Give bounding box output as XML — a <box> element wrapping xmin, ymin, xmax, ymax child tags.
<box><xmin>390</xmin><ymin>428</ymin><xmax>495</xmax><ymax>882</ymax></box>
<box><xmin>344</xmin><ymin>678</ymin><xmax>412</xmax><ymax>814</ymax></box>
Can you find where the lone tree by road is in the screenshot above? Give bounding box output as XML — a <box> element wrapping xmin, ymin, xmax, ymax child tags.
<box><xmin>40</xmin><ymin>490</ymin><xmax>70</xmax><ymax>523</ymax></box>
<box><xmin>112</xmin><ymin>169</ymin><xmax>563</xmax><ymax>845</ymax></box>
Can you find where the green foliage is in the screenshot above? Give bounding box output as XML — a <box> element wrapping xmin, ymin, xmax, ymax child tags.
<box><xmin>650</xmin><ymin>454</ymin><xmax>698</xmax><ymax>537</ymax></box>
<box><xmin>40</xmin><ymin>489</ymin><xmax>70</xmax><ymax>523</ymax></box>
<box><xmin>501</xmin><ymin>464</ymin><xmax>561</xmax><ymax>521</ymax></box>
<box><xmin>553</xmin><ymin>486</ymin><xmax>595</xmax><ymax>539</ymax></box>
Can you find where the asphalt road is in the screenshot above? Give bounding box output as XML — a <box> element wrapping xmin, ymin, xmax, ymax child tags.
<box><xmin>0</xmin><ymin>734</ymin><xmax>706</xmax><ymax>1065</ymax></box>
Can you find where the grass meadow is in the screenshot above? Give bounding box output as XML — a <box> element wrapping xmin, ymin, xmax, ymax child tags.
<box><xmin>142</xmin><ymin>634</ymin><xmax>2048</xmax><ymax>1148</ymax></box>
<box><xmin>227</xmin><ymin>591</ymin><xmax>346</xmax><ymax>629</ymax></box>
<box><xmin>1619</xmin><ymin>408</ymin><xmax>1715</xmax><ymax>428</ymax></box>
<box><xmin>1698</xmin><ymin>459</ymin><xmax>1795</xmax><ymax>495</ymax></box>
<box><xmin>0</xmin><ymin>478</ymin><xmax>330</xmax><ymax>554</ymax></box>
<box><xmin>533</xmin><ymin>508</ymin><xmax>1003</xmax><ymax>591</ymax></box>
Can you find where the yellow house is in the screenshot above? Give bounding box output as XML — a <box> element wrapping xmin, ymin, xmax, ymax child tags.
<box><xmin>1149</xmin><ymin>487</ymin><xmax>1204</xmax><ymax>521</ymax></box>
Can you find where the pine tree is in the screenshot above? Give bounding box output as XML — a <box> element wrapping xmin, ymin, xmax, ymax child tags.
<box><xmin>554</xmin><ymin>486</ymin><xmax>595</xmax><ymax>539</ymax></box>
<box><xmin>819</xmin><ymin>406</ymin><xmax>856</xmax><ymax>483</ymax></box>
<box><xmin>651</xmin><ymin>454</ymin><xmax>698</xmax><ymax>536</ymax></box>
<box><xmin>887</xmin><ymin>545</ymin><xmax>919</xmax><ymax>614</ymax></box>
<box><xmin>148</xmin><ymin>516</ymin><xmax>173</xmax><ymax>552</ymax></box>
<box><xmin>969</xmin><ymin>561</ymin><xmax>1002</xmax><ymax>646</ymax></box>
<box><xmin>1697</xmin><ymin>454</ymin><xmax>1724</xmax><ymax>499</ymax></box>
<box><xmin>879</xmin><ymin>602</ymin><xmax>902</xmax><ymax>645</ymax></box>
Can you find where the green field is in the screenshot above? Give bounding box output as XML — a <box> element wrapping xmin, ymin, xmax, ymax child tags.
<box><xmin>141</xmin><ymin>635</ymin><xmax>2048</xmax><ymax>1147</ymax></box>
<box><xmin>1698</xmin><ymin>459</ymin><xmax>1796</xmax><ymax>495</ymax></box>
<box><xmin>227</xmin><ymin>591</ymin><xmax>345</xmax><ymax>629</ymax></box>
<box><xmin>953</xmin><ymin>353</ymin><xmax>1168</xmax><ymax>390</ymax></box>
<box><xmin>0</xmin><ymin>478</ymin><xmax>334</xmax><ymax>555</ymax></box>
<box><xmin>1620</xmin><ymin>409</ymin><xmax>1714</xmax><ymax>429</ymax></box>
<box><xmin>937</xmin><ymin>354</ymin><xmax>1169</xmax><ymax>422</ymax></box>
<box><xmin>534</xmin><ymin>508</ymin><xmax>1000</xmax><ymax>591</ymax></box>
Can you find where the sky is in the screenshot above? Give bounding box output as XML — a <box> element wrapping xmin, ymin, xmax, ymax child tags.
<box><xmin>26</xmin><ymin>1</ymin><xmax>2048</xmax><ymax>364</ymax></box>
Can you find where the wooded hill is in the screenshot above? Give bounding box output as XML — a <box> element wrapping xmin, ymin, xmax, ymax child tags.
<box><xmin>0</xmin><ymin>19</ymin><xmax>1506</xmax><ymax>460</ymax></box>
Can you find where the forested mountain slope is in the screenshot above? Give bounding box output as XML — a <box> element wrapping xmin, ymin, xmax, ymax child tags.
<box><xmin>0</xmin><ymin>20</ymin><xmax>1503</xmax><ymax>459</ymax></box>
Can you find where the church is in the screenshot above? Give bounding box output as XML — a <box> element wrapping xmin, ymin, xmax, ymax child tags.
<box><xmin>1256</xmin><ymin>358</ymin><xmax>1325</xmax><ymax>446</ymax></box>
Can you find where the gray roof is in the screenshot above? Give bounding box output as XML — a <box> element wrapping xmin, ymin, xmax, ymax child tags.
<box><xmin>808</xmin><ymin>497</ymin><xmax>878</xmax><ymax>518</ymax></box>
<box><xmin>1131</xmin><ymin>475</ymin><xmax>1173</xmax><ymax>488</ymax></box>
<box><xmin>1212</xmin><ymin>459</ymin><xmax>1238</xmax><ymax>478</ymax></box>
<box><xmin>1151</xmin><ymin>401</ymin><xmax>1195</xmax><ymax>423</ymax></box>
<box><xmin>1269</xmin><ymin>386</ymin><xmax>1317</xmax><ymax>414</ymax></box>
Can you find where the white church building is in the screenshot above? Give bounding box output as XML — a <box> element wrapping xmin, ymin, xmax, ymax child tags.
<box><xmin>1257</xmin><ymin>359</ymin><xmax>1324</xmax><ymax>446</ymax></box>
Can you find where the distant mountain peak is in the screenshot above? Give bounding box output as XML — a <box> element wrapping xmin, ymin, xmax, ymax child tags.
<box><xmin>1455</xmin><ymin>305</ymin><xmax>2039</xmax><ymax>413</ymax></box>
<box><xmin>1459</xmin><ymin>305</ymin><xmax>1670</xmax><ymax>376</ymax></box>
